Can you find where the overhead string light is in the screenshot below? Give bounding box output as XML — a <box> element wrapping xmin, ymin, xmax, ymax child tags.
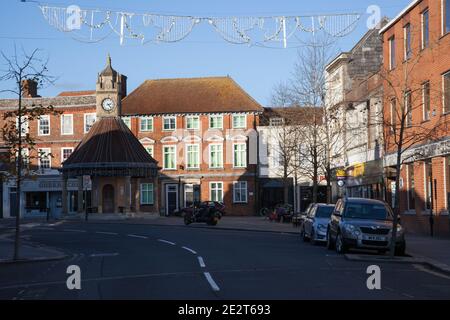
<box><xmin>38</xmin><ymin>4</ymin><xmax>361</xmax><ymax>48</ymax></box>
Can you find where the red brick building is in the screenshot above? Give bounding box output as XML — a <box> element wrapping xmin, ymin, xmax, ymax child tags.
<box><xmin>121</xmin><ymin>77</ymin><xmax>263</xmax><ymax>216</ymax></box>
<box><xmin>380</xmin><ymin>0</ymin><xmax>450</xmax><ymax>236</ymax></box>
<box><xmin>0</xmin><ymin>58</ymin><xmax>263</xmax><ymax>217</ymax></box>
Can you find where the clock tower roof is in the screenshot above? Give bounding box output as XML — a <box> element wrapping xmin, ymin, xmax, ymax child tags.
<box><xmin>100</xmin><ymin>53</ymin><xmax>117</xmax><ymax>77</ymax></box>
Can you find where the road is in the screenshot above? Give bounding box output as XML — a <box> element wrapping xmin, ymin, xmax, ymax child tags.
<box><xmin>1</xmin><ymin>221</ymin><xmax>450</xmax><ymax>299</ymax></box>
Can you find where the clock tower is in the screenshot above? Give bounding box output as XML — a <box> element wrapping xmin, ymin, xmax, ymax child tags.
<box><xmin>96</xmin><ymin>54</ymin><xmax>127</xmax><ymax>118</ymax></box>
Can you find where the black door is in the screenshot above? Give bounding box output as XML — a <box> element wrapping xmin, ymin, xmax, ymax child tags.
<box><xmin>102</xmin><ymin>184</ymin><xmax>115</xmax><ymax>213</ymax></box>
<box><xmin>166</xmin><ymin>185</ymin><xmax>178</xmax><ymax>215</ymax></box>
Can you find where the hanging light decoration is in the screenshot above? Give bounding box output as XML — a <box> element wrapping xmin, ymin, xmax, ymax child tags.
<box><xmin>37</xmin><ymin>4</ymin><xmax>361</xmax><ymax>48</ymax></box>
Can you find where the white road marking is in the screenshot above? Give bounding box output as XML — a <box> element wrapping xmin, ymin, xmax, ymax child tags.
<box><xmin>181</xmin><ymin>246</ymin><xmax>197</xmax><ymax>255</ymax></box>
<box><xmin>402</xmin><ymin>293</ymin><xmax>415</xmax><ymax>299</ymax></box>
<box><xmin>197</xmin><ymin>256</ymin><xmax>206</xmax><ymax>268</ymax></box>
<box><xmin>95</xmin><ymin>231</ymin><xmax>118</xmax><ymax>235</ymax></box>
<box><xmin>63</xmin><ymin>229</ymin><xmax>86</xmax><ymax>233</ymax></box>
<box><xmin>158</xmin><ymin>239</ymin><xmax>176</xmax><ymax>245</ymax></box>
<box><xmin>203</xmin><ymin>272</ymin><xmax>220</xmax><ymax>292</ymax></box>
<box><xmin>127</xmin><ymin>234</ymin><xmax>148</xmax><ymax>239</ymax></box>
<box><xmin>90</xmin><ymin>253</ymin><xmax>119</xmax><ymax>258</ymax></box>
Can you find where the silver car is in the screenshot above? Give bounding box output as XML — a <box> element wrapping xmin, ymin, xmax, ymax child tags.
<box><xmin>326</xmin><ymin>198</ymin><xmax>406</xmax><ymax>255</ymax></box>
<box><xmin>300</xmin><ymin>204</ymin><xmax>335</xmax><ymax>244</ymax></box>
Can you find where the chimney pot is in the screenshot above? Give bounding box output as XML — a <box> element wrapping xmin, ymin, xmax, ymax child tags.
<box><xmin>21</xmin><ymin>79</ymin><xmax>39</xmax><ymax>98</ymax></box>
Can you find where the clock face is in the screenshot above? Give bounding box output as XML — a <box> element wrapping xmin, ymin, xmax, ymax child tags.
<box><xmin>102</xmin><ymin>98</ymin><xmax>115</xmax><ymax>112</ymax></box>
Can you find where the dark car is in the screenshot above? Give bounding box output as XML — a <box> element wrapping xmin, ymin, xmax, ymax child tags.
<box><xmin>326</xmin><ymin>198</ymin><xmax>406</xmax><ymax>255</ymax></box>
<box><xmin>179</xmin><ymin>201</ymin><xmax>225</xmax><ymax>216</ymax></box>
<box><xmin>300</xmin><ymin>203</ymin><xmax>335</xmax><ymax>244</ymax></box>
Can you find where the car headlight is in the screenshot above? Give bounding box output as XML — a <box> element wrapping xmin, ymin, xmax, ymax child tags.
<box><xmin>343</xmin><ymin>224</ymin><xmax>361</xmax><ymax>237</ymax></box>
<box><xmin>317</xmin><ymin>224</ymin><xmax>326</xmax><ymax>231</ymax></box>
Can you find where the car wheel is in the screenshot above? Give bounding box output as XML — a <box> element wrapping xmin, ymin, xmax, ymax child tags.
<box><xmin>326</xmin><ymin>230</ymin><xmax>335</xmax><ymax>250</ymax></box>
<box><xmin>335</xmin><ymin>233</ymin><xmax>347</xmax><ymax>254</ymax></box>
<box><xmin>184</xmin><ymin>215</ymin><xmax>191</xmax><ymax>225</ymax></box>
<box><xmin>310</xmin><ymin>230</ymin><xmax>316</xmax><ymax>245</ymax></box>
<box><xmin>300</xmin><ymin>227</ymin><xmax>308</xmax><ymax>242</ymax></box>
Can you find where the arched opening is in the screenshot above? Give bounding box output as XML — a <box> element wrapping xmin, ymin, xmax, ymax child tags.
<box><xmin>102</xmin><ymin>184</ymin><xmax>115</xmax><ymax>213</ymax></box>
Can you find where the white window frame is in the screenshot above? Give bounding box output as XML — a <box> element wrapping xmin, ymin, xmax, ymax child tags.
<box><xmin>140</xmin><ymin>116</ymin><xmax>153</xmax><ymax>132</ymax></box>
<box><xmin>389</xmin><ymin>36</ymin><xmax>396</xmax><ymax>70</ymax></box>
<box><xmin>16</xmin><ymin>116</ymin><xmax>29</xmax><ymax>134</ymax></box>
<box><xmin>140</xmin><ymin>183</ymin><xmax>154</xmax><ymax>205</ymax></box>
<box><xmin>209</xmin><ymin>182</ymin><xmax>223</xmax><ymax>202</ymax></box>
<box><xmin>61</xmin><ymin>147</ymin><xmax>74</xmax><ymax>164</ymax></box>
<box><xmin>122</xmin><ymin>117</ymin><xmax>132</xmax><ymax>130</ymax></box>
<box><xmin>443</xmin><ymin>0</ymin><xmax>450</xmax><ymax>36</ymax></box>
<box><xmin>232</xmin><ymin>114</ymin><xmax>247</xmax><ymax>129</ymax></box>
<box><xmin>233</xmin><ymin>143</ymin><xmax>247</xmax><ymax>168</ymax></box>
<box><xmin>163</xmin><ymin>116</ymin><xmax>176</xmax><ymax>131</ymax></box>
<box><xmin>404</xmin><ymin>90</ymin><xmax>412</xmax><ymax>127</ymax></box>
<box><xmin>422</xmin><ymin>81</ymin><xmax>431</xmax><ymax>121</ymax></box>
<box><xmin>38</xmin><ymin>115</ymin><xmax>50</xmax><ymax>136</ymax></box>
<box><xmin>269</xmin><ymin>117</ymin><xmax>284</xmax><ymax>126</ymax></box>
<box><xmin>163</xmin><ymin>145</ymin><xmax>177</xmax><ymax>170</ymax></box>
<box><xmin>233</xmin><ymin>181</ymin><xmax>248</xmax><ymax>203</ymax></box>
<box><xmin>186</xmin><ymin>116</ymin><xmax>200</xmax><ymax>130</ymax></box>
<box><xmin>38</xmin><ymin>148</ymin><xmax>51</xmax><ymax>170</ymax></box>
<box><xmin>421</xmin><ymin>9</ymin><xmax>429</xmax><ymax>49</ymax></box>
<box><xmin>186</xmin><ymin>143</ymin><xmax>200</xmax><ymax>169</ymax></box>
<box><xmin>443</xmin><ymin>71</ymin><xmax>450</xmax><ymax>114</ymax></box>
<box><xmin>209</xmin><ymin>114</ymin><xmax>223</xmax><ymax>129</ymax></box>
<box><xmin>60</xmin><ymin>114</ymin><xmax>73</xmax><ymax>135</ymax></box>
<box><xmin>209</xmin><ymin>143</ymin><xmax>223</xmax><ymax>169</ymax></box>
<box><xmin>404</xmin><ymin>23</ymin><xmax>412</xmax><ymax>61</ymax></box>
<box><xmin>84</xmin><ymin>113</ymin><xmax>96</xmax><ymax>133</ymax></box>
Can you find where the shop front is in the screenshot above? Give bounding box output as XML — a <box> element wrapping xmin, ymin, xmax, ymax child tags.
<box><xmin>4</xmin><ymin>177</ymin><xmax>82</xmax><ymax>218</ymax></box>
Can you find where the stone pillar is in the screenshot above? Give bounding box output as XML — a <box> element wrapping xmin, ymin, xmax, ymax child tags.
<box><xmin>62</xmin><ymin>176</ymin><xmax>68</xmax><ymax>216</ymax></box>
<box><xmin>77</xmin><ymin>176</ymin><xmax>83</xmax><ymax>214</ymax></box>
<box><xmin>124</xmin><ymin>176</ymin><xmax>131</xmax><ymax>213</ymax></box>
<box><xmin>135</xmin><ymin>178</ymin><xmax>141</xmax><ymax>213</ymax></box>
<box><xmin>154</xmin><ymin>176</ymin><xmax>159</xmax><ymax>215</ymax></box>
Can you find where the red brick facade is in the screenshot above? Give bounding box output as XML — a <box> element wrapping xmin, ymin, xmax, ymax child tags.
<box><xmin>381</xmin><ymin>0</ymin><xmax>450</xmax><ymax>236</ymax></box>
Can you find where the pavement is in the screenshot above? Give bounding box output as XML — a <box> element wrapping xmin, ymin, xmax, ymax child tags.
<box><xmin>0</xmin><ymin>221</ymin><xmax>449</xmax><ymax>299</ymax></box>
<box><xmin>0</xmin><ymin>237</ymin><xmax>67</xmax><ymax>264</ymax></box>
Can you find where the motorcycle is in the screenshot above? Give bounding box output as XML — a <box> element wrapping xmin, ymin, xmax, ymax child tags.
<box><xmin>183</xmin><ymin>201</ymin><xmax>223</xmax><ymax>226</ymax></box>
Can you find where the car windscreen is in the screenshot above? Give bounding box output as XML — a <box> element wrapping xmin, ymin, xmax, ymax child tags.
<box><xmin>343</xmin><ymin>203</ymin><xmax>392</xmax><ymax>220</ymax></box>
<box><xmin>316</xmin><ymin>206</ymin><xmax>334</xmax><ymax>218</ymax></box>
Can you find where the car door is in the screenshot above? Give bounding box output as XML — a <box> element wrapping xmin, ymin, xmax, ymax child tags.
<box><xmin>329</xmin><ymin>200</ymin><xmax>342</xmax><ymax>237</ymax></box>
<box><xmin>305</xmin><ymin>205</ymin><xmax>316</xmax><ymax>237</ymax></box>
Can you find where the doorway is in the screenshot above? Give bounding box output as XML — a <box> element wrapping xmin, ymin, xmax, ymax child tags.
<box><xmin>165</xmin><ymin>184</ymin><xmax>178</xmax><ymax>216</ymax></box>
<box><xmin>102</xmin><ymin>184</ymin><xmax>115</xmax><ymax>213</ymax></box>
<box><xmin>9</xmin><ymin>187</ymin><xmax>17</xmax><ymax>217</ymax></box>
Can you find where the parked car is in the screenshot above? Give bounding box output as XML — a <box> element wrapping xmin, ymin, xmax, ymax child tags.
<box><xmin>300</xmin><ymin>203</ymin><xmax>335</xmax><ymax>244</ymax></box>
<box><xmin>326</xmin><ymin>198</ymin><xmax>406</xmax><ymax>255</ymax></box>
<box><xmin>179</xmin><ymin>201</ymin><xmax>226</xmax><ymax>217</ymax></box>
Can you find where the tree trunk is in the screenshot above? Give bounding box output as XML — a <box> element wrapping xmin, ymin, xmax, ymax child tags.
<box><xmin>14</xmin><ymin>85</ymin><xmax>22</xmax><ymax>261</ymax></box>
<box><xmin>389</xmin><ymin>136</ymin><xmax>403</xmax><ymax>258</ymax></box>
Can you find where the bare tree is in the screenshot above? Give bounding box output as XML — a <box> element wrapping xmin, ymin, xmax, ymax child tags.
<box><xmin>271</xmin><ymin>36</ymin><xmax>337</xmax><ymax>203</ymax></box>
<box><xmin>0</xmin><ymin>47</ymin><xmax>58</xmax><ymax>261</ymax></box>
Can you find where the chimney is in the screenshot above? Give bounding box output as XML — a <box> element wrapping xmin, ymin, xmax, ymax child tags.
<box><xmin>21</xmin><ymin>79</ymin><xmax>39</xmax><ymax>98</ymax></box>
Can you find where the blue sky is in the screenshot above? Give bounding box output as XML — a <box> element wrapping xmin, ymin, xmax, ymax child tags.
<box><xmin>0</xmin><ymin>0</ymin><xmax>411</xmax><ymax>105</ymax></box>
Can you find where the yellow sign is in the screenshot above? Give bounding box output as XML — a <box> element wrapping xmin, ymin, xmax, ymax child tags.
<box><xmin>353</xmin><ymin>163</ymin><xmax>365</xmax><ymax>177</ymax></box>
<box><xmin>336</xmin><ymin>169</ymin><xmax>346</xmax><ymax>178</ymax></box>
